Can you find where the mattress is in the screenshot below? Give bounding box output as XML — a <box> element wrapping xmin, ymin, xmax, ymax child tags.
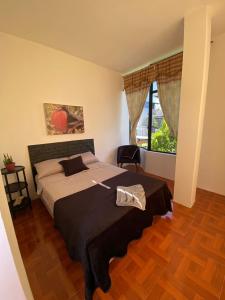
<box><xmin>36</xmin><ymin>161</ymin><xmax>126</xmax><ymax>216</ymax></box>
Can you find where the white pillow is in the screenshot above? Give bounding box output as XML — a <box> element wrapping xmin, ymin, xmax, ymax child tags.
<box><xmin>35</xmin><ymin>157</ymin><xmax>67</xmax><ymax>179</ymax></box>
<box><xmin>70</xmin><ymin>151</ymin><xmax>98</xmax><ymax>165</ymax></box>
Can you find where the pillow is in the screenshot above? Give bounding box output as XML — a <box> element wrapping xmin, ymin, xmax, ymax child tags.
<box><xmin>35</xmin><ymin>157</ymin><xmax>67</xmax><ymax>179</ymax></box>
<box><xmin>59</xmin><ymin>156</ymin><xmax>88</xmax><ymax>177</ymax></box>
<box><xmin>70</xmin><ymin>151</ymin><xmax>98</xmax><ymax>165</ymax></box>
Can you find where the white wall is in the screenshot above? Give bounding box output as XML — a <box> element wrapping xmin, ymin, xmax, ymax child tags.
<box><xmin>0</xmin><ymin>214</ymin><xmax>26</xmax><ymax>300</ymax></box>
<box><xmin>144</xmin><ymin>151</ymin><xmax>176</xmax><ymax>180</ymax></box>
<box><xmin>198</xmin><ymin>32</ymin><xmax>225</xmax><ymax>195</ymax></box>
<box><xmin>1</xmin><ymin>31</ymin><xmax>224</xmax><ymax>197</ymax></box>
<box><xmin>141</xmin><ymin>31</ymin><xmax>225</xmax><ymax>198</ymax></box>
<box><xmin>0</xmin><ymin>33</ymin><xmax>129</xmax><ymax>196</ymax></box>
<box><xmin>174</xmin><ymin>6</ymin><xmax>211</xmax><ymax>207</ymax></box>
<box><xmin>0</xmin><ymin>176</ymin><xmax>33</xmax><ymax>300</ymax></box>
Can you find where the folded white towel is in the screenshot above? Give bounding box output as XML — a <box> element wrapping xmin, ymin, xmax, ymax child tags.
<box><xmin>116</xmin><ymin>184</ymin><xmax>146</xmax><ymax>211</ymax></box>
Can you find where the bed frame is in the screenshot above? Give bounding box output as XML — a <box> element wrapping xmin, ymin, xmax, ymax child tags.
<box><xmin>27</xmin><ymin>138</ymin><xmax>172</xmax><ymax>300</ymax></box>
<box><xmin>28</xmin><ymin>139</ymin><xmax>95</xmax><ymax>187</ymax></box>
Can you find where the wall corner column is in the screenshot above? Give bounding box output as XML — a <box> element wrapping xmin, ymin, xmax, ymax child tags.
<box><xmin>174</xmin><ymin>6</ymin><xmax>211</xmax><ymax>207</ymax></box>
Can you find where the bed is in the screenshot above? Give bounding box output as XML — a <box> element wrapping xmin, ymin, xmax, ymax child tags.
<box><xmin>28</xmin><ymin>139</ymin><xmax>172</xmax><ymax>300</ymax></box>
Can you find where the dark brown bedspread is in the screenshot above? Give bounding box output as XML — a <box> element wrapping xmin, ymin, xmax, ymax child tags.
<box><xmin>54</xmin><ymin>171</ymin><xmax>172</xmax><ymax>300</ymax></box>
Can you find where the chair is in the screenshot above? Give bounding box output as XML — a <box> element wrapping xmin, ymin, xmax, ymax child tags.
<box><xmin>117</xmin><ymin>145</ymin><xmax>141</xmax><ymax>172</ymax></box>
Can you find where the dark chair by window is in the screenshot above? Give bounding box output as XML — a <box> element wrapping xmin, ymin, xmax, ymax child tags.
<box><xmin>117</xmin><ymin>145</ymin><xmax>141</xmax><ymax>172</ymax></box>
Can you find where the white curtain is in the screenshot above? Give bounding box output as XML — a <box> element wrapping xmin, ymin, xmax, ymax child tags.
<box><xmin>157</xmin><ymin>79</ymin><xmax>181</xmax><ymax>138</ymax></box>
<box><xmin>126</xmin><ymin>87</ymin><xmax>149</xmax><ymax>144</ymax></box>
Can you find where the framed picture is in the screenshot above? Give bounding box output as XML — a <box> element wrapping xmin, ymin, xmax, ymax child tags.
<box><xmin>44</xmin><ymin>103</ymin><xmax>85</xmax><ymax>135</ymax></box>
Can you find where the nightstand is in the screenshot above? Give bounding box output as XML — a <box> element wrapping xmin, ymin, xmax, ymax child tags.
<box><xmin>1</xmin><ymin>166</ymin><xmax>32</xmax><ymax>217</ymax></box>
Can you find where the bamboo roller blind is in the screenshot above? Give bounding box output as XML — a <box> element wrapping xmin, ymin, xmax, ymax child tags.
<box><xmin>123</xmin><ymin>52</ymin><xmax>183</xmax><ymax>94</ymax></box>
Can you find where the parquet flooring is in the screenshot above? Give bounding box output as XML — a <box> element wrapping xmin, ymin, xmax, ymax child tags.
<box><xmin>13</xmin><ymin>174</ymin><xmax>225</xmax><ymax>300</ymax></box>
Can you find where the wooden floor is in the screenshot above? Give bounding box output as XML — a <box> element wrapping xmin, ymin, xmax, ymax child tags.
<box><xmin>14</xmin><ymin>177</ymin><xmax>225</xmax><ymax>300</ymax></box>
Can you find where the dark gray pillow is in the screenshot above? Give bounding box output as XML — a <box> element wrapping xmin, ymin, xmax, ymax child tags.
<box><xmin>59</xmin><ymin>156</ymin><xmax>88</xmax><ymax>177</ymax></box>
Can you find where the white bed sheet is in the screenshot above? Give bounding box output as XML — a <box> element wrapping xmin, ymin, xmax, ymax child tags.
<box><xmin>36</xmin><ymin>162</ymin><xmax>126</xmax><ymax>217</ymax></box>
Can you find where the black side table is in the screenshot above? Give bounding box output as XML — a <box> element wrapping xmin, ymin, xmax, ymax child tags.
<box><xmin>1</xmin><ymin>166</ymin><xmax>32</xmax><ymax>217</ymax></box>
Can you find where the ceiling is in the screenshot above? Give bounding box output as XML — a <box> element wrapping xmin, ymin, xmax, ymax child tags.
<box><xmin>0</xmin><ymin>0</ymin><xmax>225</xmax><ymax>74</ymax></box>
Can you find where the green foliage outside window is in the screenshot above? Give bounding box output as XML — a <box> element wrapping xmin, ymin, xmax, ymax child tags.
<box><xmin>151</xmin><ymin>120</ymin><xmax>177</xmax><ymax>153</ymax></box>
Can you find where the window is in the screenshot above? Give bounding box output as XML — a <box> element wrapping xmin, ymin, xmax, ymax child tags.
<box><xmin>136</xmin><ymin>81</ymin><xmax>177</xmax><ymax>154</ymax></box>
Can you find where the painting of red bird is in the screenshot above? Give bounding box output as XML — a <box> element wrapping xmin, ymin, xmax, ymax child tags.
<box><xmin>44</xmin><ymin>103</ymin><xmax>84</xmax><ymax>135</ymax></box>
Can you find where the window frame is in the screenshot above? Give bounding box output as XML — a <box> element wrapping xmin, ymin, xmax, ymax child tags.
<box><xmin>140</xmin><ymin>82</ymin><xmax>176</xmax><ymax>155</ymax></box>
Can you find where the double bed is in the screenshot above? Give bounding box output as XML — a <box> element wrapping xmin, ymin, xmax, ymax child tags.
<box><xmin>28</xmin><ymin>139</ymin><xmax>172</xmax><ymax>300</ymax></box>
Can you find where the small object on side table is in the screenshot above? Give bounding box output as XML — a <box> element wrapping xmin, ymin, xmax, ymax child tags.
<box><xmin>1</xmin><ymin>166</ymin><xmax>32</xmax><ymax>217</ymax></box>
<box><xmin>3</xmin><ymin>153</ymin><xmax>15</xmax><ymax>172</ymax></box>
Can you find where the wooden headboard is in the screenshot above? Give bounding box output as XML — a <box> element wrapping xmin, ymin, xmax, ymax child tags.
<box><xmin>28</xmin><ymin>139</ymin><xmax>95</xmax><ymax>186</ymax></box>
